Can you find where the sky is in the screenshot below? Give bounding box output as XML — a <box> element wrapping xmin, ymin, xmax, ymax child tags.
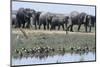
<box><xmin>12</xmin><ymin>1</ymin><xmax>96</xmax><ymax>16</ymax></box>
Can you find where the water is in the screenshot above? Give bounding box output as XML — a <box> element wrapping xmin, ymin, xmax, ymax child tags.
<box><xmin>12</xmin><ymin>52</ymin><xmax>95</xmax><ymax>66</ymax></box>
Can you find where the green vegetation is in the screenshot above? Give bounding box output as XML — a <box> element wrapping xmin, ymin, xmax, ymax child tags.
<box><xmin>11</xmin><ymin>27</ymin><xmax>96</xmax><ymax>57</ymax></box>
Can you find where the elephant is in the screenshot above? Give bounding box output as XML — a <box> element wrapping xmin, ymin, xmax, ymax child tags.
<box><xmin>16</xmin><ymin>8</ymin><xmax>26</xmax><ymax>28</ymax></box>
<box><xmin>38</xmin><ymin>12</ymin><xmax>54</xmax><ymax>30</ymax></box>
<box><xmin>12</xmin><ymin>14</ymin><xmax>17</xmax><ymax>28</ymax></box>
<box><xmin>16</xmin><ymin>8</ymin><xmax>36</xmax><ymax>28</ymax></box>
<box><xmin>30</xmin><ymin>11</ymin><xmax>42</xmax><ymax>29</ymax></box>
<box><xmin>50</xmin><ymin>14</ymin><xmax>69</xmax><ymax>30</ymax></box>
<box><xmin>35</xmin><ymin>11</ymin><xmax>42</xmax><ymax>25</ymax></box>
<box><xmin>67</xmin><ymin>12</ymin><xmax>93</xmax><ymax>32</ymax></box>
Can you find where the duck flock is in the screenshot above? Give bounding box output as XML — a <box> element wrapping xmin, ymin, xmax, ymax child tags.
<box><xmin>14</xmin><ymin>46</ymin><xmax>95</xmax><ymax>58</ymax></box>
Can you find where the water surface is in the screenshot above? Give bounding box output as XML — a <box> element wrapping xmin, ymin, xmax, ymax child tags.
<box><xmin>12</xmin><ymin>52</ymin><xmax>95</xmax><ymax>66</ymax></box>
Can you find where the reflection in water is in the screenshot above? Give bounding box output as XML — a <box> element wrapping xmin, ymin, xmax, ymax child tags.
<box><xmin>12</xmin><ymin>52</ymin><xmax>95</xmax><ymax>66</ymax></box>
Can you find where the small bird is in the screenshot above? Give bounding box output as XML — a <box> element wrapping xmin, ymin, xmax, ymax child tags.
<box><xmin>70</xmin><ymin>47</ymin><xmax>74</xmax><ymax>51</ymax></box>
<box><xmin>19</xmin><ymin>51</ymin><xmax>23</xmax><ymax>57</ymax></box>
<box><xmin>50</xmin><ymin>48</ymin><xmax>55</xmax><ymax>52</ymax></box>
<box><xmin>62</xmin><ymin>47</ymin><xmax>65</xmax><ymax>52</ymax></box>
<box><xmin>76</xmin><ymin>47</ymin><xmax>81</xmax><ymax>52</ymax></box>
<box><xmin>85</xmin><ymin>47</ymin><xmax>89</xmax><ymax>51</ymax></box>
<box><xmin>24</xmin><ymin>49</ymin><xmax>29</xmax><ymax>54</ymax></box>
<box><xmin>28</xmin><ymin>48</ymin><xmax>33</xmax><ymax>53</ymax></box>
<box><xmin>21</xmin><ymin>47</ymin><xmax>25</xmax><ymax>51</ymax></box>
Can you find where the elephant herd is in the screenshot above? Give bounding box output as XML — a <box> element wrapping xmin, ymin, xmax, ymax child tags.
<box><xmin>12</xmin><ymin>8</ymin><xmax>96</xmax><ymax>32</ymax></box>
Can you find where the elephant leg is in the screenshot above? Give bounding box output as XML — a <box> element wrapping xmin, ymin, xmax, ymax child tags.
<box><xmin>70</xmin><ymin>24</ymin><xmax>73</xmax><ymax>32</ymax></box>
<box><xmin>35</xmin><ymin>24</ymin><xmax>37</xmax><ymax>30</ymax></box>
<box><xmin>37</xmin><ymin>20</ymin><xmax>39</xmax><ymax>25</ymax></box>
<box><xmin>67</xmin><ymin>25</ymin><xmax>71</xmax><ymax>31</ymax></box>
<box><xmin>89</xmin><ymin>25</ymin><xmax>91</xmax><ymax>32</ymax></box>
<box><xmin>26</xmin><ymin>18</ymin><xmax>31</xmax><ymax>28</ymax></box>
<box><xmin>47</xmin><ymin>23</ymin><xmax>49</xmax><ymax>30</ymax></box>
<box><xmin>18</xmin><ymin>22</ymin><xmax>21</xmax><ymax>28</ymax></box>
<box><xmin>15</xmin><ymin>22</ymin><xmax>18</xmax><ymax>28</ymax></box>
<box><xmin>61</xmin><ymin>24</ymin><xmax>64</xmax><ymax>30</ymax></box>
<box><xmin>39</xmin><ymin>23</ymin><xmax>41</xmax><ymax>29</ymax></box>
<box><xmin>84</xmin><ymin>24</ymin><xmax>87</xmax><ymax>32</ymax></box>
<box><xmin>26</xmin><ymin>21</ymin><xmax>30</xmax><ymax>28</ymax></box>
<box><xmin>22</xmin><ymin>22</ymin><xmax>25</xmax><ymax>28</ymax></box>
<box><xmin>34</xmin><ymin>21</ymin><xmax>37</xmax><ymax>30</ymax></box>
<box><xmin>65</xmin><ymin>23</ymin><xmax>67</xmax><ymax>31</ymax></box>
<box><xmin>51</xmin><ymin>25</ymin><xmax>55</xmax><ymax>30</ymax></box>
<box><xmin>78</xmin><ymin>24</ymin><xmax>82</xmax><ymax>32</ymax></box>
<box><xmin>22</xmin><ymin>20</ymin><xmax>26</xmax><ymax>28</ymax></box>
<box><xmin>54</xmin><ymin>26</ymin><xmax>56</xmax><ymax>30</ymax></box>
<box><xmin>16</xmin><ymin>19</ymin><xmax>21</xmax><ymax>28</ymax></box>
<box><xmin>43</xmin><ymin>24</ymin><xmax>46</xmax><ymax>30</ymax></box>
<box><xmin>26</xmin><ymin>23</ymin><xmax>29</xmax><ymax>28</ymax></box>
<box><xmin>58</xmin><ymin>25</ymin><xmax>60</xmax><ymax>30</ymax></box>
<box><xmin>50</xmin><ymin>25</ymin><xmax>53</xmax><ymax>30</ymax></box>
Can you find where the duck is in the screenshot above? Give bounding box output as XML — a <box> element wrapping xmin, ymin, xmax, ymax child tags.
<box><xmin>19</xmin><ymin>51</ymin><xmax>23</xmax><ymax>57</ymax></box>
<box><xmin>70</xmin><ymin>47</ymin><xmax>74</xmax><ymax>51</ymax></box>
<box><xmin>76</xmin><ymin>47</ymin><xmax>81</xmax><ymax>52</ymax></box>
<box><xmin>50</xmin><ymin>48</ymin><xmax>55</xmax><ymax>52</ymax></box>
<box><xmin>28</xmin><ymin>48</ymin><xmax>33</xmax><ymax>53</ymax></box>
<box><xmin>15</xmin><ymin>49</ymin><xmax>19</xmax><ymax>54</ymax></box>
<box><xmin>85</xmin><ymin>46</ymin><xmax>89</xmax><ymax>51</ymax></box>
<box><xmin>62</xmin><ymin>47</ymin><xmax>65</xmax><ymax>52</ymax></box>
<box><xmin>21</xmin><ymin>47</ymin><xmax>25</xmax><ymax>51</ymax></box>
<box><xmin>58</xmin><ymin>47</ymin><xmax>65</xmax><ymax>52</ymax></box>
<box><xmin>24</xmin><ymin>49</ymin><xmax>29</xmax><ymax>54</ymax></box>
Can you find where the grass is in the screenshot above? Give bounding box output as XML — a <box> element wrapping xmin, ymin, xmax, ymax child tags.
<box><xmin>11</xmin><ymin>25</ymin><xmax>96</xmax><ymax>57</ymax></box>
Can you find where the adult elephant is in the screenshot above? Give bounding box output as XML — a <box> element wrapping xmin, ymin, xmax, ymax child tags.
<box><xmin>50</xmin><ymin>14</ymin><xmax>69</xmax><ymax>30</ymax></box>
<box><xmin>67</xmin><ymin>12</ymin><xmax>92</xmax><ymax>32</ymax></box>
<box><xmin>38</xmin><ymin>12</ymin><xmax>54</xmax><ymax>30</ymax></box>
<box><xmin>16</xmin><ymin>8</ymin><xmax>36</xmax><ymax>28</ymax></box>
<box><xmin>30</xmin><ymin>11</ymin><xmax>41</xmax><ymax>29</ymax></box>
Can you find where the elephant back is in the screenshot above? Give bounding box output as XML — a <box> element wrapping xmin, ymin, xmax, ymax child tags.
<box><xmin>70</xmin><ymin>11</ymin><xmax>79</xmax><ymax>22</ymax></box>
<box><xmin>79</xmin><ymin>12</ymin><xmax>87</xmax><ymax>23</ymax></box>
<box><xmin>39</xmin><ymin>12</ymin><xmax>54</xmax><ymax>21</ymax></box>
<box><xmin>70</xmin><ymin>11</ymin><xmax>79</xmax><ymax>18</ymax></box>
<box><xmin>16</xmin><ymin>8</ymin><xmax>25</xmax><ymax>20</ymax></box>
<box><xmin>52</xmin><ymin>14</ymin><xmax>68</xmax><ymax>24</ymax></box>
<box><xmin>54</xmin><ymin>14</ymin><xmax>67</xmax><ymax>21</ymax></box>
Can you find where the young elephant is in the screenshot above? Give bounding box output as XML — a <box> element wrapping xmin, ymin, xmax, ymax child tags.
<box><xmin>50</xmin><ymin>14</ymin><xmax>69</xmax><ymax>30</ymax></box>
<box><xmin>38</xmin><ymin>12</ymin><xmax>54</xmax><ymax>30</ymax></box>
